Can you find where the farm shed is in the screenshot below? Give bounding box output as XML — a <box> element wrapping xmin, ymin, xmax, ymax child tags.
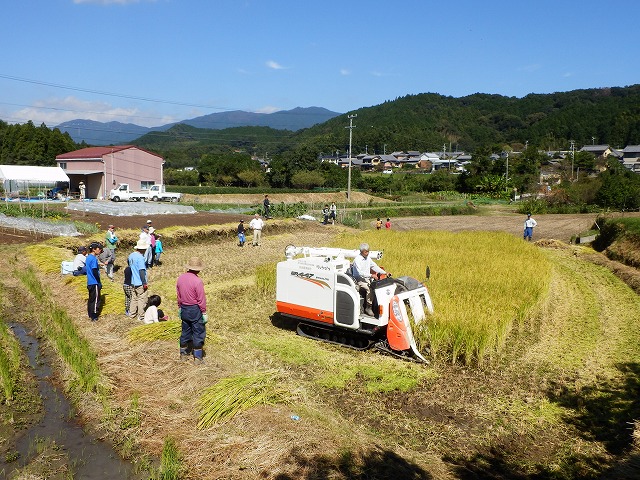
<box><xmin>0</xmin><ymin>165</ymin><xmax>70</xmax><ymax>196</ymax></box>
<box><xmin>56</xmin><ymin>145</ymin><xmax>165</xmax><ymax>199</ymax></box>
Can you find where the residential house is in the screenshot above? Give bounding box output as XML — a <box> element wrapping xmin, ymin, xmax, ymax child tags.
<box><xmin>378</xmin><ymin>154</ymin><xmax>398</xmax><ymax>169</ymax></box>
<box><xmin>418</xmin><ymin>152</ymin><xmax>439</xmax><ymax>170</ymax></box>
<box><xmin>56</xmin><ymin>145</ymin><xmax>164</xmax><ymax>199</ymax></box>
<box><xmin>580</xmin><ymin>144</ymin><xmax>612</xmax><ymax>158</ymax></box>
<box><xmin>621</xmin><ymin>145</ymin><xmax>640</xmax><ymax>173</ymax></box>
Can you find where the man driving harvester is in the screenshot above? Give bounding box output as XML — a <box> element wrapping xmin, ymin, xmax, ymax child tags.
<box><xmin>351</xmin><ymin>243</ymin><xmax>389</xmax><ymax>316</ymax></box>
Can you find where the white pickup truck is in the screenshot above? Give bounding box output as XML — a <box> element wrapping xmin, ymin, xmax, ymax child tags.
<box><xmin>109</xmin><ymin>184</ymin><xmax>146</xmax><ymax>202</ymax></box>
<box><xmin>147</xmin><ymin>184</ymin><xmax>181</xmax><ymax>202</ymax></box>
<box><xmin>109</xmin><ymin>184</ymin><xmax>181</xmax><ymax>202</ymax></box>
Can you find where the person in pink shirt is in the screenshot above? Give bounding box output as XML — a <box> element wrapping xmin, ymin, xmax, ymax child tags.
<box><xmin>176</xmin><ymin>257</ymin><xmax>207</xmax><ymax>364</ymax></box>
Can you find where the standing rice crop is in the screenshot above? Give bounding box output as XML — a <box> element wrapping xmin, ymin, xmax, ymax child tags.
<box><xmin>333</xmin><ymin>230</ymin><xmax>551</xmax><ymax>364</ymax></box>
<box><xmin>255</xmin><ymin>262</ymin><xmax>277</xmax><ymax>296</ymax></box>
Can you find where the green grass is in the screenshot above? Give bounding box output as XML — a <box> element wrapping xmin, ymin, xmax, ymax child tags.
<box><xmin>251</xmin><ymin>334</ymin><xmax>436</xmax><ymax>393</ymax></box>
<box><xmin>159</xmin><ymin>437</ymin><xmax>183</xmax><ymax>480</ymax></box>
<box><xmin>608</xmin><ymin>216</ymin><xmax>640</xmax><ymax>236</ymax></box>
<box><xmin>0</xmin><ymin>316</ymin><xmax>22</xmax><ymax>403</ymax></box>
<box><xmin>15</xmin><ymin>267</ymin><xmax>106</xmax><ymax>396</ymax></box>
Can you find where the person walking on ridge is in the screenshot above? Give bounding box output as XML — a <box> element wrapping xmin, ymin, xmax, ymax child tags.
<box><xmin>263</xmin><ymin>194</ymin><xmax>271</xmax><ymax>218</ymax></box>
<box><xmin>523</xmin><ymin>213</ymin><xmax>538</xmax><ymax>241</ymax></box>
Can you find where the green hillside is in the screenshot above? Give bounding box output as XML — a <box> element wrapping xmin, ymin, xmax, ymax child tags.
<box><xmin>131</xmin><ymin>85</ymin><xmax>640</xmax><ymax>165</ymax></box>
<box><xmin>293</xmin><ymin>85</ymin><xmax>640</xmax><ymax>154</ymax></box>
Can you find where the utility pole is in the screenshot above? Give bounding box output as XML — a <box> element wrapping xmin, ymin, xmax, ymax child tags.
<box><xmin>505</xmin><ymin>152</ymin><xmax>509</xmax><ymax>190</ymax></box>
<box><xmin>443</xmin><ymin>144</ymin><xmax>448</xmax><ymax>169</ymax></box>
<box><xmin>346</xmin><ymin>114</ymin><xmax>357</xmax><ymax>201</ymax></box>
<box><xmin>569</xmin><ymin>140</ymin><xmax>575</xmax><ymax>181</ymax></box>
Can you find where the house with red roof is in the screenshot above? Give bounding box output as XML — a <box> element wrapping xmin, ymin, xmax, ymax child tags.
<box><xmin>56</xmin><ymin>145</ymin><xmax>164</xmax><ymax>199</ymax></box>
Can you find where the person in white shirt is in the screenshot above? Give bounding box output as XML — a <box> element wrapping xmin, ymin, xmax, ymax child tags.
<box><xmin>329</xmin><ymin>202</ymin><xmax>337</xmax><ymax>224</ymax></box>
<box><xmin>523</xmin><ymin>213</ymin><xmax>538</xmax><ymax>241</ymax></box>
<box><xmin>139</xmin><ymin>226</ymin><xmax>153</xmax><ymax>266</ymax></box>
<box><xmin>143</xmin><ymin>294</ymin><xmax>168</xmax><ymax>324</ymax></box>
<box><xmin>249</xmin><ymin>213</ymin><xmax>265</xmax><ymax>246</ymax></box>
<box><xmin>72</xmin><ymin>246</ymin><xmax>88</xmax><ymax>276</ymax></box>
<box><xmin>352</xmin><ymin>243</ymin><xmax>388</xmax><ymax>316</ymax></box>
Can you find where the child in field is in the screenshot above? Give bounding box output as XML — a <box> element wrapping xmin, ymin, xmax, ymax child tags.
<box><xmin>385</xmin><ymin>218</ymin><xmax>391</xmax><ymax>229</ymax></box>
<box><xmin>123</xmin><ymin>266</ymin><xmax>133</xmax><ymax>316</ymax></box>
<box><xmin>143</xmin><ymin>294</ymin><xmax>169</xmax><ymax>324</ymax></box>
<box><xmin>154</xmin><ymin>234</ymin><xmax>164</xmax><ymax>265</ymax></box>
<box><xmin>376</xmin><ymin>218</ymin><xmax>382</xmax><ymax>230</ymax></box>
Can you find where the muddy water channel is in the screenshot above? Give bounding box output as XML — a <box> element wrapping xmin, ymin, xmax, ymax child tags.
<box><xmin>3</xmin><ymin>322</ymin><xmax>140</xmax><ymax>479</ymax></box>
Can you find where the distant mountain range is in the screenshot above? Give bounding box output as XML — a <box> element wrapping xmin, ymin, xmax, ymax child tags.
<box><xmin>56</xmin><ymin>107</ymin><xmax>341</xmax><ymax>145</ymax></box>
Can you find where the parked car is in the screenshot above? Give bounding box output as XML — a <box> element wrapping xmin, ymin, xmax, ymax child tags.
<box><xmin>382</xmin><ymin>169</ymin><xmax>393</xmax><ymax>174</ymax></box>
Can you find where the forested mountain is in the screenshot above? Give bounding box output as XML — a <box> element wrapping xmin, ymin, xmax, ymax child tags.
<box><xmin>2</xmin><ymin>85</ymin><xmax>639</xmax><ymax>170</ymax></box>
<box><xmin>290</xmin><ymin>85</ymin><xmax>640</xmax><ymax>155</ymax></box>
<box><xmin>0</xmin><ymin>120</ymin><xmax>79</xmax><ymax>166</ymax></box>
<box><xmin>137</xmin><ymin>85</ymin><xmax>640</xmax><ymax>167</ymax></box>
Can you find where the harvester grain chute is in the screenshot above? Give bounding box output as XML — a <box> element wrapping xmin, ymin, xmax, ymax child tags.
<box><xmin>275</xmin><ymin>245</ymin><xmax>433</xmax><ymax>362</ymax></box>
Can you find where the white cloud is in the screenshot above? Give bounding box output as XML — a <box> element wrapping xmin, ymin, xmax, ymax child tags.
<box><xmin>9</xmin><ymin>96</ymin><xmax>177</xmax><ymax>127</ymax></box>
<box><xmin>266</xmin><ymin>60</ymin><xmax>287</xmax><ymax>70</ymax></box>
<box><xmin>562</xmin><ymin>72</ymin><xmax>573</xmax><ymax>78</ymax></box>
<box><xmin>255</xmin><ymin>106</ymin><xmax>280</xmax><ymax>114</ymax></box>
<box><xmin>340</xmin><ymin>69</ymin><xmax>351</xmax><ymax>76</ymax></box>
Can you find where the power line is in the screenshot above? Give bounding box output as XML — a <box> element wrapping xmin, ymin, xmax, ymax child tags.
<box><xmin>0</xmin><ymin>73</ymin><xmax>234</xmax><ymax>111</ymax></box>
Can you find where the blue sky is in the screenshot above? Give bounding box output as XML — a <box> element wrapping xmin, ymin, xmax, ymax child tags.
<box><xmin>2</xmin><ymin>0</ymin><xmax>639</xmax><ymax>128</ymax></box>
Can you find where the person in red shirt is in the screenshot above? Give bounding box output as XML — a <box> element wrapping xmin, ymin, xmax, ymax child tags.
<box><xmin>385</xmin><ymin>218</ymin><xmax>391</xmax><ymax>229</ymax></box>
<box><xmin>176</xmin><ymin>257</ymin><xmax>207</xmax><ymax>364</ymax></box>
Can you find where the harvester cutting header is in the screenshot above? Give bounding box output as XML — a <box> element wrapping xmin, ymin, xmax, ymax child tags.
<box><xmin>275</xmin><ymin>244</ymin><xmax>433</xmax><ymax>362</ymax></box>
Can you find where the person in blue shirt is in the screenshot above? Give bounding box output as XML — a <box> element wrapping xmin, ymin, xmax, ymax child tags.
<box><xmin>86</xmin><ymin>242</ymin><xmax>103</xmax><ymax>321</ymax></box>
<box><xmin>154</xmin><ymin>234</ymin><xmax>164</xmax><ymax>265</ymax></box>
<box><xmin>128</xmin><ymin>239</ymin><xmax>149</xmax><ymax>321</ymax></box>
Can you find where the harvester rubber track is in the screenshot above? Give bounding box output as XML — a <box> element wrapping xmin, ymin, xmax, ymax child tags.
<box><xmin>373</xmin><ymin>340</ymin><xmax>429</xmax><ymax>364</ymax></box>
<box><xmin>296</xmin><ymin>323</ymin><xmax>374</xmax><ymax>351</ymax></box>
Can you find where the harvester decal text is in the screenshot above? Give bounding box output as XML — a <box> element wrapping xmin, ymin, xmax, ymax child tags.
<box><xmin>290</xmin><ymin>271</ymin><xmax>330</xmax><ymax>289</ymax></box>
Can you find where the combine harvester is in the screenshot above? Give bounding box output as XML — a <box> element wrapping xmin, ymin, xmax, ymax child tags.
<box><xmin>275</xmin><ymin>245</ymin><xmax>433</xmax><ymax>362</ymax></box>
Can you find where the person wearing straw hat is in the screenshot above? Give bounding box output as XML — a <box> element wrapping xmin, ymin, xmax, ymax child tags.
<box><xmin>176</xmin><ymin>257</ymin><xmax>207</xmax><ymax>364</ymax></box>
<box><xmin>139</xmin><ymin>226</ymin><xmax>153</xmax><ymax>268</ymax></box>
<box><xmin>127</xmin><ymin>239</ymin><xmax>149</xmax><ymax>321</ymax></box>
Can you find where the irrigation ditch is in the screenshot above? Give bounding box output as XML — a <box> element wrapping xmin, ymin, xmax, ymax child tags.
<box><xmin>1</xmin><ymin>322</ymin><xmax>138</xmax><ymax>479</ymax></box>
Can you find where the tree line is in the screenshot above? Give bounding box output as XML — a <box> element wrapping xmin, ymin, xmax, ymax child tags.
<box><xmin>0</xmin><ymin>120</ymin><xmax>80</xmax><ymax>166</ymax></box>
<box><xmin>2</xmin><ymin>86</ymin><xmax>639</xmax><ymax>210</ymax></box>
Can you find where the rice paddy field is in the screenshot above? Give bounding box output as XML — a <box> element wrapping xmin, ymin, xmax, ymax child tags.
<box><xmin>1</xmin><ymin>218</ymin><xmax>640</xmax><ymax>479</ymax></box>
